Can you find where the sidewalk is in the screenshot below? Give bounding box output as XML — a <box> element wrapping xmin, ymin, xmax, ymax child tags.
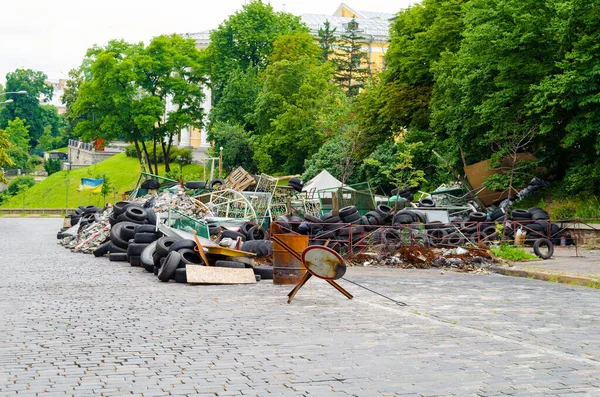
<box><xmin>491</xmin><ymin>246</ymin><xmax>600</xmax><ymax>288</ymax></box>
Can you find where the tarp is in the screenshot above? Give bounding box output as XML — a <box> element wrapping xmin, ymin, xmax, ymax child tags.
<box><xmin>302</xmin><ymin>169</ymin><xmax>354</xmax><ymax>192</ymax></box>
<box><xmin>78</xmin><ymin>178</ymin><xmax>104</xmax><ymax>193</ymax></box>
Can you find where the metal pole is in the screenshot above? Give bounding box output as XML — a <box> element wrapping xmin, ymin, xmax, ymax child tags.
<box><xmin>219</xmin><ymin>147</ymin><xmax>223</xmax><ymax>178</ymax></box>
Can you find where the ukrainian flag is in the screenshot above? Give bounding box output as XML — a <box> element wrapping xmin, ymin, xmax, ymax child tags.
<box><xmin>78</xmin><ymin>178</ymin><xmax>104</xmax><ymax>193</ymax></box>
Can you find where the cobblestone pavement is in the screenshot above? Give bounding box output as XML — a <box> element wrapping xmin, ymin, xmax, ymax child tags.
<box><xmin>1</xmin><ymin>218</ymin><xmax>600</xmax><ymax>397</ymax></box>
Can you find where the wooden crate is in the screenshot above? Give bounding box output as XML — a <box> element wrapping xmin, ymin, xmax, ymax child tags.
<box><xmin>225</xmin><ymin>167</ymin><xmax>255</xmax><ymax>191</ymax></box>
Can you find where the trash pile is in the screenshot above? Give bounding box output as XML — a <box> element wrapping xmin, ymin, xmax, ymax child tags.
<box><xmin>57</xmin><ymin>186</ymin><xmax>275</xmax><ymax>284</ymax></box>
<box><xmin>349</xmin><ymin>246</ymin><xmax>494</xmax><ymax>273</ymax></box>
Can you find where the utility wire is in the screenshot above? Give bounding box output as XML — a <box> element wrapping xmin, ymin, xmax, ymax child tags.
<box><xmin>342</xmin><ymin>277</ymin><xmax>407</xmax><ymax>306</ymax></box>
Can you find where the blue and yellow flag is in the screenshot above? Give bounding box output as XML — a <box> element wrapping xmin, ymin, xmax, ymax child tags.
<box><xmin>78</xmin><ymin>178</ymin><xmax>104</xmax><ymax>193</ymax></box>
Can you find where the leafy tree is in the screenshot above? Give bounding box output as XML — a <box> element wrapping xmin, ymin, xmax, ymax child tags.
<box><xmin>271</xmin><ymin>32</ymin><xmax>321</xmax><ymax>63</ymax></box>
<box><xmin>0</xmin><ymin>129</ymin><xmax>13</xmax><ymax>183</ymax></box>
<box><xmin>43</xmin><ymin>157</ymin><xmax>62</xmax><ymax>175</ymax></box>
<box><xmin>205</xmin><ymin>0</ymin><xmax>307</xmax><ymax>105</ymax></box>
<box><xmin>207</xmin><ymin>66</ymin><xmax>260</xmax><ymax>131</ymax></box>
<box><xmin>133</xmin><ymin>34</ymin><xmax>207</xmax><ymax>174</ymax></box>
<box><xmin>318</xmin><ymin>20</ymin><xmax>337</xmax><ymax>62</ymax></box>
<box><xmin>4</xmin><ymin>117</ymin><xmax>30</xmax><ymax>151</ymax></box>
<box><xmin>333</xmin><ymin>18</ymin><xmax>370</xmax><ymax>97</ymax></box>
<box><xmin>209</xmin><ymin>122</ymin><xmax>257</xmax><ymax>172</ymax></box>
<box><xmin>251</xmin><ymin>56</ymin><xmax>345</xmax><ymax>174</ymax></box>
<box><xmin>431</xmin><ymin>0</ymin><xmax>561</xmax><ymax>166</ymax></box>
<box><xmin>0</xmin><ymin>69</ymin><xmax>54</xmax><ymax>147</ymax></box>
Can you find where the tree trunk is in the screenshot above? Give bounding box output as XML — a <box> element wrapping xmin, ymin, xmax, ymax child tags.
<box><xmin>152</xmin><ymin>136</ymin><xmax>159</xmax><ymax>176</ymax></box>
<box><xmin>132</xmin><ymin>138</ymin><xmax>147</xmax><ymax>174</ymax></box>
<box><xmin>139</xmin><ymin>138</ymin><xmax>153</xmax><ymax>176</ymax></box>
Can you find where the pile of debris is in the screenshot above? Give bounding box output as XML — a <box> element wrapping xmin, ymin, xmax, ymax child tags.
<box><xmin>349</xmin><ymin>246</ymin><xmax>495</xmax><ymax>273</ymax></box>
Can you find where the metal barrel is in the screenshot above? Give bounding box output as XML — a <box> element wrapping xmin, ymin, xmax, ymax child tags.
<box><xmin>272</xmin><ymin>234</ymin><xmax>308</xmax><ymax>285</ymax></box>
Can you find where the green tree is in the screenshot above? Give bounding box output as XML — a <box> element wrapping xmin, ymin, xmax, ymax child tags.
<box><xmin>318</xmin><ymin>20</ymin><xmax>337</xmax><ymax>62</ymax></box>
<box><xmin>431</xmin><ymin>0</ymin><xmax>560</xmax><ymax>167</ymax></box>
<box><xmin>0</xmin><ymin>69</ymin><xmax>54</xmax><ymax>147</ymax></box>
<box><xmin>0</xmin><ymin>129</ymin><xmax>13</xmax><ymax>183</ymax></box>
<box><xmin>4</xmin><ymin>117</ymin><xmax>30</xmax><ymax>151</ymax></box>
<box><xmin>205</xmin><ymin>0</ymin><xmax>307</xmax><ymax>105</ymax></box>
<box><xmin>271</xmin><ymin>32</ymin><xmax>321</xmax><ymax>63</ymax></box>
<box><xmin>209</xmin><ymin>122</ymin><xmax>257</xmax><ymax>172</ymax></box>
<box><xmin>252</xmin><ymin>56</ymin><xmax>346</xmax><ymax>174</ymax></box>
<box><xmin>334</xmin><ymin>18</ymin><xmax>370</xmax><ymax>97</ymax></box>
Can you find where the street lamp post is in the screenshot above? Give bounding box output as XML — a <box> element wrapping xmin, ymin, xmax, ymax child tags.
<box><xmin>219</xmin><ymin>147</ymin><xmax>223</xmax><ymax>178</ymax></box>
<box><xmin>0</xmin><ymin>90</ymin><xmax>27</xmax><ymax>105</ymax></box>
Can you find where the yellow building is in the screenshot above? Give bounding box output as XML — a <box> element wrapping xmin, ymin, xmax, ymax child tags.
<box><xmin>301</xmin><ymin>3</ymin><xmax>395</xmax><ymax>71</ymax></box>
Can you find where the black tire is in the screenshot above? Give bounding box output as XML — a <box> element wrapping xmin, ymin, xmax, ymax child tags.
<box><xmin>482</xmin><ymin>225</ymin><xmax>497</xmax><ymax>236</ymax></box>
<box><xmin>141</xmin><ymin>179</ymin><xmax>161</xmax><ymax>190</ymax></box>
<box><xmin>469</xmin><ymin>212</ymin><xmax>487</xmax><ymax>222</ymax></box>
<box><xmin>113</xmin><ymin>201</ymin><xmax>130</xmax><ymax>217</ymax></box>
<box><xmin>153</xmin><ymin>250</ymin><xmax>163</xmax><ymax>267</ymax></box>
<box><xmin>129</xmin><ymin>255</ymin><xmax>142</xmax><ymax>266</ymax></box>
<box><xmin>418</xmin><ymin>198</ymin><xmax>436</xmax><ymax>208</ymax></box>
<box><xmin>490</xmin><ymin>208</ymin><xmax>505</xmax><ymax>221</ymax></box>
<box><xmin>174</xmin><ymin>268</ymin><xmax>187</xmax><ymax>283</ymax></box>
<box><xmin>110</xmin><ymin>223</ymin><xmax>130</xmax><ymax>249</ymax></box>
<box><xmin>108</xmin><ymin>212</ymin><xmax>119</xmax><ymax>226</ymax></box>
<box><xmin>341</xmin><ymin>211</ymin><xmax>361</xmax><ymax>223</ymax></box>
<box><xmin>531</xmin><ymin>211</ymin><xmax>550</xmax><ymax>220</ymax></box>
<box><xmin>253</xmin><ymin>266</ymin><xmax>273</xmax><ymax>280</ymax></box>
<box><xmin>83</xmin><ymin>205</ymin><xmax>101</xmax><ymax>214</ymax></box>
<box><xmin>208</xmin><ymin>178</ymin><xmax>225</xmax><ymax>189</ymax></box>
<box><xmin>127</xmin><ymin>242</ymin><xmax>149</xmax><ymax>256</ymax></box>
<box><xmin>136</xmin><ymin>225</ymin><xmax>156</xmax><ymax>233</ymax></box>
<box><xmin>134</xmin><ymin>232</ymin><xmax>161</xmax><ymax>244</ymax></box>
<box><xmin>145</xmin><ymin>209</ymin><xmax>157</xmax><ymax>227</ymax></box>
<box><xmin>533</xmin><ymin>238</ymin><xmax>554</xmax><ymax>259</ymax></box>
<box><xmin>304</xmin><ymin>214</ymin><xmax>322</xmax><ymax>224</ymax></box>
<box><xmin>153</xmin><ymin>265</ymin><xmax>160</xmax><ymax>276</ymax></box>
<box><xmin>141</xmin><ymin>241</ymin><xmax>157</xmax><ymax>270</ymax></box>
<box><xmin>93</xmin><ymin>241</ymin><xmax>111</xmax><ymax>257</ymax></box>
<box><xmin>393</xmin><ymin>213</ymin><xmax>414</xmax><ymax>225</ymax></box>
<box><xmin>288</xmin><ymin>181</ymin><xmax>303</xmax><ymax>192</ymax></box>
<box><xmin>168</xmin><ymin>239</ymin><xmax>197</xmax><ymax>253</ymax></box>
<box><xmin>241</xmin><ymin>240</ymin><xmax>273</xmax><ymax>257</ymax></box>
<box><xmin>156</xmin><ymin>237</ymin><xmax>177</xmax><ymax>257</ymax></box>
<box><xmin>240</xmin><ymin>222</ymin><xmax>255</xmax><ymax>237</ymax></box>
<box><xmin>109</xmin><ymin>252</ymin><xmax>128</xmax><ymax>262</ymax></box>
<box><xmin>443</xmin><ymin>234</ymin><xmax>465</xmax><ymax>246</ymax></box>
<box><xmin>288</xmin><ymin>177</ymin><xmax>303</xmax><ymax>186</ymax></box>
<box><xmin>428</xmin><ymin>228</ymin><xmax>447</xmax><ymax>243</ymax></box>
<box><xmin>125</xmin><ymin>206</ymin><xmax>147</xmax><ymax>222</ymax></box>
<box><xmin>511</xmin><ymin>209</ymin><xmax>532</xmax><ymax>219</ymax></box>
<box><xmin>185</xmin><ymin>181</ymin><xmax>206</xmax><ymax>190</ymax></box>
<box><xmin>107</xmin><ymin>242</ymin><xmax>127</xmax><ymax>253</ymax></box>
<box><xmin>177</xmin><ymin>248</ymin><xmax>204</xmax><ymax>266</ymax></box>
<box><xmin>209</xmin><ymin>226</ymin><xmax>222</xmax><ymax>236</ymax></box>
<box><xmin>214</xmin><ymin>260</ymin><xmax>245</xmax><ymax>269</ymax></box>
<box><xmin>120</xmin><ymin>223</ymin><xmax>138</xmax><ymax>240</ymax></box>
<box><xmin>118</xmin><ymin>213</ymin><xmax>146</xmax><ymax>225</ymax></box>
<box><xmin>221</xmin><ymin>230</ymin><xmax>246</xmax><ymax>241</ymax></box>
<box><xmin>424</xmin><ymin>221</ymin><xmax>443</xmax><ymax>230</ymax></box>
<box><xmin>246</xmin><ymin>225</ymin><xmax>268</xmax><ymax>240</ymax></box>
<box><xmin>364</xmin><ymin>211</ymin><xmax>382</xmax><ymax>224</ymax></box>
<box><xmin>339</xmin><ymin>206</ymin><xmax>358</xmax><ymax>219</ymax></box>
<box><xmin>158</xmin><ymin>251</ymin><xmax>181</xmax><ymax>282</ymax></box>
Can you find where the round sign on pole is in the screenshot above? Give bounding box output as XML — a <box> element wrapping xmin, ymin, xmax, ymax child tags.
<box><xmin>301</xmin><ymin>246</ymin><xmax>347</xmax><ymax>280</ymax></box>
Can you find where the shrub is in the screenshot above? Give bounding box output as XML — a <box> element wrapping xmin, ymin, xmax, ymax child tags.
<box><xmin>43</xmin><ymin>158</ymin><xmax>62</xmax><ymax>175</ymax></box>
<box><xmin>4</xmin><ymin>175</ymin><xmax>35</xmax><ymax>197</ymax></box>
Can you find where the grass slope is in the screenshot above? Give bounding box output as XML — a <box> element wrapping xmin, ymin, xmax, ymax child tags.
<box><xmin>1</xmin><ymin>153</ymin><xmax>205</xmax><ymax>209</ymax></box>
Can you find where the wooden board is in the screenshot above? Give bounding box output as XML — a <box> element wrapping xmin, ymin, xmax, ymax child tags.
<box><xmin>186</xmin><ymin>265</ymin><xmax>256</xmax><ymax>284</ymax></box>
<box><xmin>225</xmin><ymin>167</ymin><xmax>256</xmax><ymax>191</ymax></box>
<box><xmin>206</xmin><ymin>246</ymin><xmax>256</xmax><ymax>257</ymax></box>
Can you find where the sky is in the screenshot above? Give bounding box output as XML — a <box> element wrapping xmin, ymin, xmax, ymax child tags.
<box><xmin>0</xmin><ymin>0</ymin><xmax>416</xmax><ymax>86</ymax></box>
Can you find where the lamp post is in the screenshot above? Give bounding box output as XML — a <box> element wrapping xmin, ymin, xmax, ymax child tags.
<box><xmin>219</xmin><ymin>147</ymin><xmax>223</xmax><ymax>178</ymax></box>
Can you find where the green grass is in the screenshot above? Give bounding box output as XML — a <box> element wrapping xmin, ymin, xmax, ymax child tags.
<box><xmin>55</xmin><ymin>147</ymin><xmax>68</xmax><ymax>153</ymax></box>
<box><xmin>0</xmin><ymin>153</ymin><xmax>205</xmax><ymax>209</ymax></box>
<box><xmin>513</xmin><ymin>186</ymin><xmax>600</xmax><ymax>220</ymax></box>
<box><xmin>491</xmin><ymin>244</ymin><xmax>538</xmax><ymax>261</ymax></box>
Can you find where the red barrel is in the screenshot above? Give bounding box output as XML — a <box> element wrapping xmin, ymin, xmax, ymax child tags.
<box><xmin>273</xmin><ymin>234</ymin><xmax>308</xmax><ymax>285</ymax></box>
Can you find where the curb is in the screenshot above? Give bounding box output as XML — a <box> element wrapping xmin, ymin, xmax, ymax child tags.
<box><xmin>490</xmin><ymin>266</ymin><xmax>600</xmax><ymax>289</ymax></box>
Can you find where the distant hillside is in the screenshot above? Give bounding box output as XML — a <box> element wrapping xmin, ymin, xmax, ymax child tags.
<box><xmin>0</xmin><ymin>153</ymin><xmax>205</xmax><ymax>209</ymax></box>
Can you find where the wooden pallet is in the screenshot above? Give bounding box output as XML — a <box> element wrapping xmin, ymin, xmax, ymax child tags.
<box><xmin>225</xmin><ymin>167</ymin><xmax>255</xmax><ymax>191</ymax></box>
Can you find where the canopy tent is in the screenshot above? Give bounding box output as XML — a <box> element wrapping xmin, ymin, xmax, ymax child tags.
<box><xmin>302</xmin><ymin>170</ymin><xmax>354</xmax><ymax>192</ymax></box>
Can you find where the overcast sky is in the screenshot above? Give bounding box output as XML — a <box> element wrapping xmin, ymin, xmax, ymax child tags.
<box><xmin>0</xmin><ymin>0</ymin><xmax>416</xmax><ymax>86</ymax></box>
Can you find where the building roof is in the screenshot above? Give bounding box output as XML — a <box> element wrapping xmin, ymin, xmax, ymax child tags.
<box><xmin>301</xmin><ymin>14</ymin><xmax>391</xmax><ymax>42</ymax></box>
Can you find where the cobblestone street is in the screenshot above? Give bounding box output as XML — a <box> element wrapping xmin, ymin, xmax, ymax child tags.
<box><xmin>1</xmin><ymin>218</ymin><xmax>599</xmax><ymax>396</ymax></box>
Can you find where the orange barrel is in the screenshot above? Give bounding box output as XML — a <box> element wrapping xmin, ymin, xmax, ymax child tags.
<box><xmin>272</xmin><ymin>234</ymin><xmax>309</xmax><ymax>285</ymax></box>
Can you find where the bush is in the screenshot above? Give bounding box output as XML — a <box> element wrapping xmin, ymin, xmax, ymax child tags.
<box><xmin>208</xmin><ymin>122</ymin><xmax>256</xmax><ymax>173</ymax></box>
<box><xmin>4</xmin><ymin>175</ymin><xmax>35</xmax><ymax>197</ymax></box>
<box><xmin>125</xmin><ymin>144</ymin><xmax>192</xmax><ymax>165</ymax></box>
<box><xmin>43</xmin><ymin>158</ymin><xmax>62</xmax><ymax>175</ymax></box>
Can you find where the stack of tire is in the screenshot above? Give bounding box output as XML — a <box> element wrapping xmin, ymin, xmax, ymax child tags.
<box><xmin>92</xmin><ymin>201</ymin><xmax>159</xmax><ymax>260</ymax></box>
<box><xmin>391</xmin><ymin>186</ymin><xmax>414</xmax><ymax>202</ymax></box>
<box><xmin>510</xmin><ymin>207</ymin><xmax>561</xmax><ymax>244</ymax></box>
<box><xmin>57</xmin><ymin>205</ymin><xmax>104</xmax><ymax>239</ymax></box>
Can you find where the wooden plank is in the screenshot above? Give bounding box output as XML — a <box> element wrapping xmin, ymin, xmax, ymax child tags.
<box><xmin>186</xmin><ymin>265</ymin><xmax>256</xmax><ymax>284</ymax></box>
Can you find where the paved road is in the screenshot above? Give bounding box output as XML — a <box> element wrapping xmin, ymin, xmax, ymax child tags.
<box><xmin>1</xmin><ymin>218</ymin><xmax>599</xmax><ymax>397</ymax></box>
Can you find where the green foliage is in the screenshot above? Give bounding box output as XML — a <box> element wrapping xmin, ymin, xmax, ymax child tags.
<box><xmin>43</xmin><ymin>158</ymin><xmax>62</xmax><ymax>176</ymax></box>
<box><xmin>0</xmin><ymin>128</ymin><xmax>13</xmax><ymax>183</ymax></box>
<box><xmin>252</xmin><ymin>57</ymin><xmax>345</xmax><ymax>174</ymax></box>
<box><xmin>206</xmin><ymin>0</ymin><xmax>308</xmax><ymax>105</ymax></box>
<box><xmin>491</xmin><ymin>244</ymin><xmax>538</xmax><ymax>261</ymax></box>
<box><xmin>302</xmin><ymin>128</ymin><xmax>360</xmax><ymax>184</ymax></box>
<box><xmin>208</xmin><ymin>122</ymin><xmax>256</xmax><ymax>173</ymax></box>
<box><xmin>4</xmin><ymin>117</ymin><xmax>30</xmax><ymax>151</ymax></box>
<box><xmin>125</xmin><ymin>144</ymin><xmax>191</xmax><ymax>165</ymax></box>
<box><xmin>0</xmin><ymin>69</ymin><xmax>55</xmax><ymax>147</ymax></box>
<box><xmin>317</xmin><ymin>20</ymin><xmax>336</xmax><ymax>62</ymax></box>
<box><xmin>4</xmin><ymin>175</ymin><xmax>35</xmax><ymax>197</ymax></box>
<box><xmin>270</xmin><ymin>32</ymin><xmax>321</xmax><ymax>63</ymax></box>
<box><xmin>333</xmin><ymin>18</ymin><xmax>370</xmax><ymax>97</ymax></box>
